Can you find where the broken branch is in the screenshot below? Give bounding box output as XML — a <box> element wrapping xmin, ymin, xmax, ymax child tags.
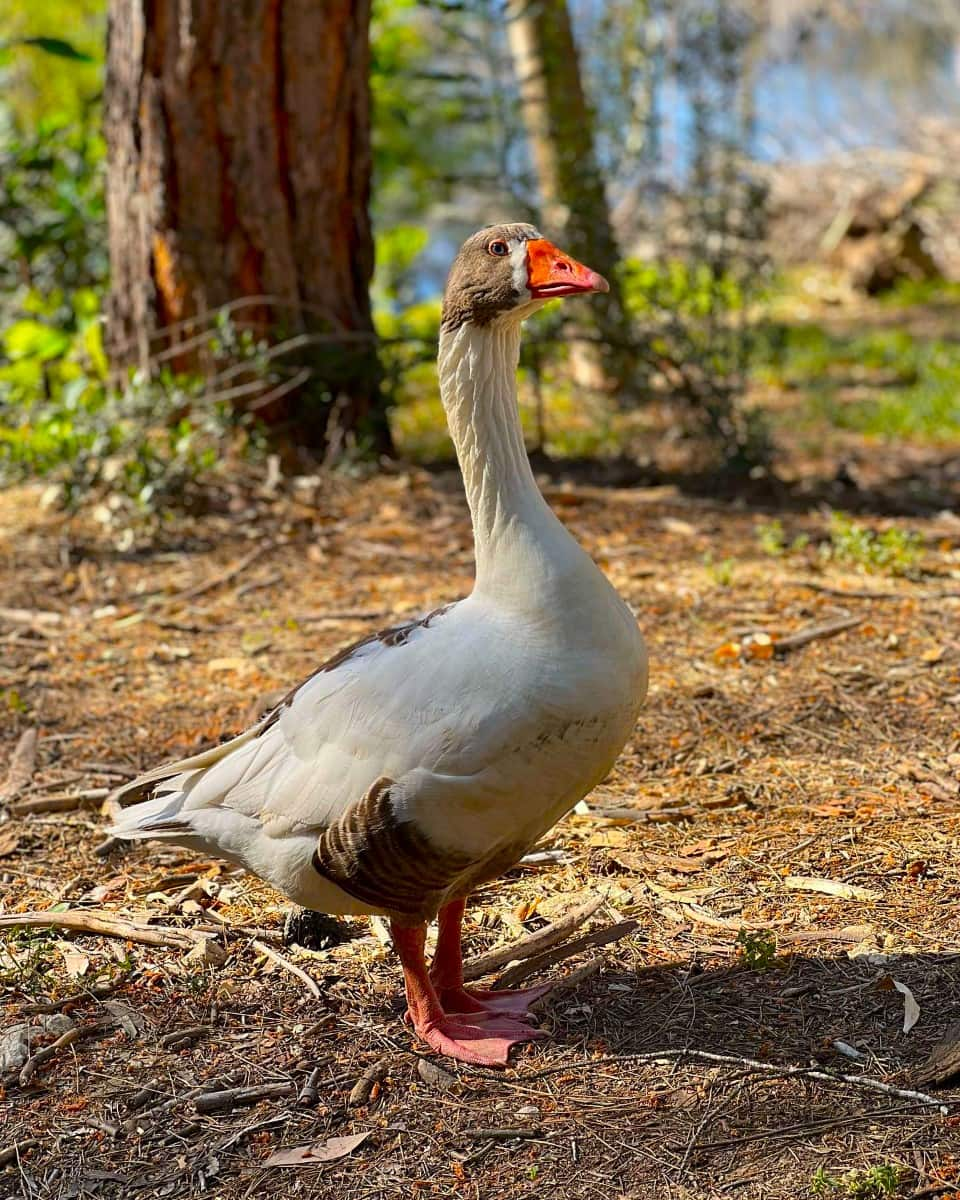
<box><xmin>462</xmin><ymin>894</ymin><xmax>604</xmax><ymax>982</ymax></box>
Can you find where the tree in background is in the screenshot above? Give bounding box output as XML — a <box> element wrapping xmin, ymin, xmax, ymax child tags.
<box><xmin>504</xmin><ymin>0</ymin><xmax>636</xmax><ymax>391</ymax></box>
<box><xmin>104</xmin><ymin>0</ymin><xmax>391</xmax><ymax>458</ymax></box>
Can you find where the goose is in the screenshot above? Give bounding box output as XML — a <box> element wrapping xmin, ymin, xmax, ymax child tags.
<box><xmin>110</xmin><ymin>223</ymin><xmax>648</xmax><ymax>1067</ymax></box>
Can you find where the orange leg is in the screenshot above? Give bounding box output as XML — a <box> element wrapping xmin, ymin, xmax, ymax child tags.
<box><xmin>391</xmin><ymin>919</ymin><xmax>544</xmax><ymax>1067</ymax></box>
<box><xmin>429</xmin><ymin>898</ymin><xmax>552</xmax><ymax>1019</ymax></box>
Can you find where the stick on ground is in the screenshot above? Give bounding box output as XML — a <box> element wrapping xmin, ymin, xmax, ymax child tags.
<box><xmin>462</xmin><ymin>894</ymin><xmax>604</xmax><ymax>982</ymax></box>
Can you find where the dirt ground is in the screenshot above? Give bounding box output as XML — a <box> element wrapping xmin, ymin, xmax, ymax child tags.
<box><xmin>2</xmin><ymin>443</ymin><xmax>960</xmax><ymax>1199</ymax></box>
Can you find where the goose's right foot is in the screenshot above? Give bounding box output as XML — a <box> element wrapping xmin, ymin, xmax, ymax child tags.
<box><xmin>392</xmin><ymin>919</ymin><xmax>544</xmax><ymax>1068</ymax></box>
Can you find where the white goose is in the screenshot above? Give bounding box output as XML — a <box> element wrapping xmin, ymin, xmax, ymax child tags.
<box><xmin>111</xmin><ymin>223</ymin><xmax>648</xmax><ymax>1067</ymax></box>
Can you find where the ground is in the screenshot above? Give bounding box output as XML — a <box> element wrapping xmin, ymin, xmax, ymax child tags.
<box><xmin>2</xmin><ymin>382</ymin><xmax>960</xmax><ymax>1198</ymax></box>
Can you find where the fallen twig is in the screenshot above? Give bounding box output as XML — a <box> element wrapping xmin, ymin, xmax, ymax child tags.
<box><xmin>123</xmin><ymin>1069</ymin><xmax>247</xmax><ymax>1131</ymax></box>
<box><xmin>775</xmin><ymin>615</ymin><xmax>863</xmax><ymax>655</ymax></box>
<box><xmin>788</xmin><ymin>579</ymin><xmax>904</xmax><ymax>600</ymax></box>
<box><xmin>0</xmin><ymin>1139</ymin><xmax>40</xmax><ymax>1169</ymax></box>
<box><xmin>194</xmin><ymin>1081</ymin><xmax>296</xmax><ymax>1115</ymax></box>
<box><xmin>470</xmin><ymin>1127</ymin><xmax>546</xmax><ymax>1141</ymax></box>
<box><xmin>495</xmin><ymin>920</ymin><xmax>638</xmax><ymax>990</ymax></box>
<box><xmin>10</xmin><ymin>787</ymin><xmax>110</xmax><ymax>816</ymax></box>
<box><xmin>462</xmin><ymin>895</ymin><xmax>604</xmax><ymax>982</ymax></box>
<box><xmin>529</xmin><ymin>956</ymin><xmax>604</xmax><ymax>1010</ymax></box>
<box><xmin>159</xmin><ymin>1025</ymin><xmax>214</xmax><ymax>1050</ymax></box>
<box><xmin>251</xmin><ymin>938</ymin><xmax>321</xmax><ymax>999</ymax></box>
<box><xmin>18</xmin><ymin>1021</ymin><xmax>106</xmax><ymax>1087</ymax></box>
<box><xmin>0</xmin><ymin>607</ymin><xmax>62</xmax><ymax>626</ymax></box>
<box><xmin>515</xmin><ymin>1048</ymin><xmax>952</xmax><ymax>1111</ymax></box>
<box><xmin>173</xmin><ymin>542</ymin><xmax>266</xmax><ymax>604</ymax></box>
<box><xmin>1</xmin><ymin>728</ymin><xmax>39</xmax><ymax>804</ymax></box>
<box><xmin>0</xmin><ymin>909</ymin><xmax>206</xmax><ymax>949</ymax></box>
<box><xmin>349</xmin><ymin>1054</ymin><xmax>404</xmax><ymax>1107</ymax></box>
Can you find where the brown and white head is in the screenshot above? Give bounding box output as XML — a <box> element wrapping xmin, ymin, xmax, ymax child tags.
<box><xmin>440</xmin><ymin>222</ymin><xmax>609</xmax><ymax>334</ymax></box>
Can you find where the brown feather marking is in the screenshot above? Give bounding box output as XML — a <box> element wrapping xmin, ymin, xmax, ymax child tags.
<box><xmin>312</xmin><ymin>776</ymin><xmax>474</xmax><ymax>921</ymax></box>
<box><xmin>440</xmin><ymin>222</ymin><xmax>541</xmax><ymax>332</ymax></box>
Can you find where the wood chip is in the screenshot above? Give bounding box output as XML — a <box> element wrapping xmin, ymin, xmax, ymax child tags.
<box><xmin>1</xmin><ymin>728</ymin><xmax>38</xmax><ymax>804</ymax></box>
<box><xmin>917</xmin><ymin>1021</ymin><xmax>960</xmax><ymax>1085</ymax></box>
<box><xmin>349</xmin><ymin>1055</ymin><xmax>400</xmax><ymax>1107</ymax></box>
<box><xmin>784</xmin><ymin>876</ymin><xmax>882</xmax><ymax>902</ymax></box>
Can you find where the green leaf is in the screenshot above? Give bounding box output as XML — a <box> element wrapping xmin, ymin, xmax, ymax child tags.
<box><xmin>12</xmin><ymin>37</ymin><xmax>95</xmax><ymax>63</ymax></box>
<box><xmin>3</xmin><ymin>319</ymin><xmax>71</xmax><ymax>362</ymax></box>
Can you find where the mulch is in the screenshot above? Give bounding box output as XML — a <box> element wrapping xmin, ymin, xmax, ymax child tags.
<box><xmin>1</xmin><ymin>460</ymin><xmax>959</xmax><ymax>1200</ymax></box>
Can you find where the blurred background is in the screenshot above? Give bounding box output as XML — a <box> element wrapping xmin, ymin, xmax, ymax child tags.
<box><xmin>1</xmin><ymin>0</ymin><xmax>959</xmax><ymax>525</ymax></box>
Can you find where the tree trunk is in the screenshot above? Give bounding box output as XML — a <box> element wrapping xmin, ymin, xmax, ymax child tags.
<box><xmin>104</xmin><ymin>0</ymin><xmax>391</xmax><ymax>457</ymax></box>
<box><xmin>505</xmin><ymin>0</ymin><xmax>635</xmax><ymax>394</ymax></box>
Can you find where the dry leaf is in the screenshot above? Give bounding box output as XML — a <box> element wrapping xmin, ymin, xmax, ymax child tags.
<box><xmin>645</xmin><ymin>880</ymin><xmax>718</xmax><ymax>902</ymax></box>
<box><xmin>784</xmin><ymin>876</ymin><xmax>882</xmax><ymax>902</ymax></box>
<box><xmin>713</xmin><ymin>641</ymin><xmax>741</xmax><ymax>665</ymax></box>
<box><xmin>56</xmin><ymin>941</ymin><xmax>90</xmax><ymax>978</ymax></box>
<box><xmin>265</xmin><ymin>1131</ymin><xmax>371</xmax><ymax>1167</ymax></box>
<box><xmin>893</xmin><ymin>980</ymin><xmax>920</xmax><ymax>1034</ymax></box>
<box><xmin>206</xmin><ymin>657</ymin><xmax>251</xmax><ymax>674</ymax></box>
<box><xmin>0</xmin><ymin>828</ymin><xmax>21</xmax><ymax>857</ymax></box>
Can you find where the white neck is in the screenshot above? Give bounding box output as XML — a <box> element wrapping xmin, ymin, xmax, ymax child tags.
<box><xmin>437</xmin><ymin>320</ymin><xmax>582</xmax><ymax>600</ymax></box>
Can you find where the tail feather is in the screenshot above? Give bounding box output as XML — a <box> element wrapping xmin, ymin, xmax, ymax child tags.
<box><xmin>109</xmin><ymin>789</ymin><xmax>192</xmax><ymax>839</ymax></box>
<box><xmin>112</xmin><ymin>722</ymin><xmax>266</xmax><ymax>809</ymax></box>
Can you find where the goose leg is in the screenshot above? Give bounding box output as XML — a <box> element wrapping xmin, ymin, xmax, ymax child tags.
<box><xmin>430</xmin><ymin>898</ymin><xmax>552</xmax><ymax>1020</ymax></box>
<box><xmin>391</xmin><ymin>920</ymin><xmax>544</xmax><ymax>1067</ymax></box>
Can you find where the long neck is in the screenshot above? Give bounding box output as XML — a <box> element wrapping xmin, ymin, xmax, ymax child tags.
<box><xmin>438</xmin><ymin>320</ymin><xmax>578</xmax><ymax>597</ymax></box>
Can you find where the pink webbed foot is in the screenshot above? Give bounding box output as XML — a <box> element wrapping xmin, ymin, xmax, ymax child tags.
<box><xmin>434</xmin><ymin>982</ymin><xmax>553</xmax><ymax>1021</ymax></box>
<box><xmin>413</xmin><ymin>1012</ymin><xmax>547</xmax><ymax>1068</ymax></box>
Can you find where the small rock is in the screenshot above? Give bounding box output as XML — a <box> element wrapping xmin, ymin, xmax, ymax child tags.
<box><xmin>416</xmin><ymin>1058</ymin><xmax>456</xmax><ymax>1090</ymax></box>
<box><xmin>0</xmin><ymin>1024</ymin><xmax>31</xmax><ymax>1074</ymax></box>
<box><xmin>184</xmin><ymin>939</ymin><xmax>229</xmax><ymax>966</ymax></box>
<box><xmin>516</xmin><ymin>1105</ymin><xmax>540</xmax><ymax>1119</ymax></box>
<box><xmin>38</xmin><ymin>1014</ymin><xmax>76</xmax><ymax>1036</ymax></box>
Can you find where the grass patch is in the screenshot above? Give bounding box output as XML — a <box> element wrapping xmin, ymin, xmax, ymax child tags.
<box><xmin>756</xmin><ymin>513</ymin><xmax>923</xmax><ymax>576</ymax></box>
<box><xmin>755</xmin><ymin>322</ymin><xmax>960</xmax><ymax>442</ymax></box>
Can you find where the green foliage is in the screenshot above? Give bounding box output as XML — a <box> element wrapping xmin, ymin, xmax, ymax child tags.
<box><xmin>757</xmin><ymin>519</ymin><xmax>809</xmax><ymax>558</ymax></box>
<box><xmin>622</xmin><ymin>255</ymin><xmax>774</xmax><ymax>471</ymax></box>
<box><xmin>7</xmin><ymin>36</ymin><xmax>95</xmax><ymax>63</ymax></box>
<box><xmin>703</xmin><ymin>552</ymin><xmax>736</xmax><ymax>587</ymax></box>
<box><xmin>0</xmin><ymin>111</ymin><xmax>106</xmax><ymax>328</ymax></box>
<box><xmin>735</xmin><ymin>928</ymin><xmax>777</xmax><ymax>970</ymax></box>
<box><xmin>810</xmin><ymin>1165</ymin><xmax>901</xmax><ymax>1198</ymax></box>
<box><xmin>755</xmin><ymin>323</ymin><xmax>960</xmax><ymax>442</ymax></box>
<box><xmin>823</xmin><ymin>512</ymin><xmax>923</xmax><ymax>576</ymax></box>
<box><xmin>0</xmin><ymin>0</ymin><xmax>104</xmax><ymax>127</ymax></box>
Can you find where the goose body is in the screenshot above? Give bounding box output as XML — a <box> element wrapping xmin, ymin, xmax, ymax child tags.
<box><xmin>112</xmin><ymin>224</ymin><xmax>647</xmax><ymax>1065</ymax></box>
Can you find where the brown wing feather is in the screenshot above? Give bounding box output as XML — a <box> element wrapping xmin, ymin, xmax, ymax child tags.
<box><xmin>312</xmin><ymin>777</ymin><xmax>474</xmax><ymax>923</ymax></box>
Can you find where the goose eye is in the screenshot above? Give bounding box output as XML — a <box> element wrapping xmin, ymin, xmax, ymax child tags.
<box><xmin>488</xmin><ymin>240</ymin><xmax>509</xmax><ymax>257</ymax></box>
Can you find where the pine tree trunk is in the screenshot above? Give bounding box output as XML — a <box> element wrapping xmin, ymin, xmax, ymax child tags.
<box><xmin>505</xmin><ymin>0</ymin><xmax>635</xmax><ymax>394</ymax></box>
<box><xmin>104</xmin><ymin>0</ymin><xmax>391</xmax><ymax>456</ymax></box>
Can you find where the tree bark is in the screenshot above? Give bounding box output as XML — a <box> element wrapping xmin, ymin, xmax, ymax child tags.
<box><xmin>505</xmin><ymin>0</ymin><xmax>635</xmax><ymax>393</ymax></box>
<box><xmin>104</xmin><ymin>0</ymin><xmax>391</xmax><ymax>456</ymax></box>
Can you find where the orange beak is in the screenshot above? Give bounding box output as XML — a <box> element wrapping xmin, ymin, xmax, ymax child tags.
<box><xmin>526</xmin><ymin>239</ymin><xmax>610</xmax><ymax>299</ymax></box>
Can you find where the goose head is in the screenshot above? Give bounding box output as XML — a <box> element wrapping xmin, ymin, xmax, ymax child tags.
<box><xmin>441</xmin><ymin>222</ymin><xmax>609</xmax><ymax>332</ymax></box>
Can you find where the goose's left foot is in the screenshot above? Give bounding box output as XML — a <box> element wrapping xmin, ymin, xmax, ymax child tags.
<box><xmin>430</xmin><ymin>898</ymin><xmax>553</xmax><ymax>1020</ymax></box>
<box><xmin>434</xmin><ymin>982</ymin><xmax>552</xmax><ymax>1020</ymax></box>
